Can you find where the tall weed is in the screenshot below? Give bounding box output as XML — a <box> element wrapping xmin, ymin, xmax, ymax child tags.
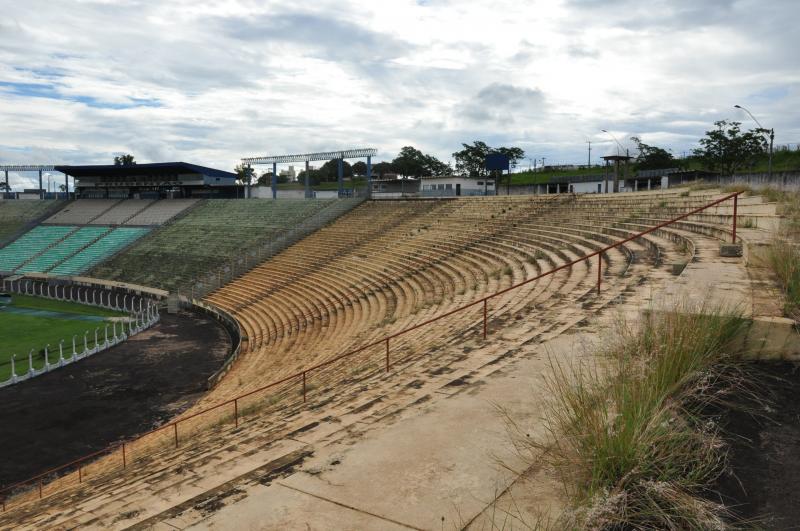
<box><xmin>534</xmin><ymin>303</ymin><xmax>747</xmax><ymax>529</ymax></box>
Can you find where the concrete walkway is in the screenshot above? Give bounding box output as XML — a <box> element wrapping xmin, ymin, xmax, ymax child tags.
<box><xmin>180</xmin><ymin>332</ymin><xmax>597</xmax><ymax>531</ymax></box>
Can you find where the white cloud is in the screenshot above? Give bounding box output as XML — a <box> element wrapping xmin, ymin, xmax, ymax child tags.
<box><xmin>0</xmin><ymin>0</ymin><xmax>798</xmax><ymax>186</ymax></box>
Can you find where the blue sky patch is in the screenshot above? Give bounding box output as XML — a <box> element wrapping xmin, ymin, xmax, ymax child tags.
<box><xmin>0</xmin><ymin>81</ymin><xmax>161</xmax><ymax>109</ymax></box>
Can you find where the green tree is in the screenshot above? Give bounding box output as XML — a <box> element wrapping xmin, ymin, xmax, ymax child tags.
<box><xmin>257</xmin><ymin>172</ymin><xmax>288</xmax><ymax>185</ymax></box>
<box><xmin>352</xmin><ymin>161</ymin><xmax>368</xmax><ymax>176</ymax></box>
<box><xmin>391</xmin><ymin>146</ymin><xmax>449</xmax><ymax>177</ymax></box>
<box><xmin>317</xmin><ymin>159</ymin><xmax>353</xmax><ymax>182</ymax></box>
<box><xmin>297</xmin><ymin>168</ymin><xmax>322</xmax><ymax>186</ymax></box>
<box><xmin>113</xmin><ymin>154</ymin><xmax>136</xmax><ymax>166</ymax></box>
<box><xmin>391</xmin><ymin>146</ymin><xmax>428</xmax><ymax>177</ymax></box>
<box><xmin>452</xmin><ymin>141</ymin><xmax>524</xmax><ymax>177</ymax></box>
<box><xmin>630</xmin><ymin>136</ymin><xmax>675</xmax><ymax>170</ymax></box>
<box><xmin>371</xmin><ymin>162</ymin><xmax>393</xmax><ymax>177</ymax></box>
<box><xmin>234</xmin><ymin>163</ymin><xmax>255</xmax><ymax>186</ymax></box>
<box><xmin>422</xmin><ymin>154</ymin><xmax>450</xmax><ymax>176</ymax></box>
<box><xmin>693</xmin><ymin>120</ymin><xmax>769</xmax><ymax>175</ymax></box>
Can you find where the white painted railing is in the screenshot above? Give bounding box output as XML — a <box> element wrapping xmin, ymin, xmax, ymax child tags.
<box><xmin>0</xmin><ymin>278</ymin><xmax>160</xmax><ymax>388</ymax></box>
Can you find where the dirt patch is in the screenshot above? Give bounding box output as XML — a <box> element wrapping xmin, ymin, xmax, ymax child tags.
<box><xmin>714</xmin><ymin>361</ymin><xmax>800</xmax><ymax>528</ymax></box>
<box><xmin>0</xmin><ymin>309</ymin><xmax>230</xmax><ymax>488</ymax></box>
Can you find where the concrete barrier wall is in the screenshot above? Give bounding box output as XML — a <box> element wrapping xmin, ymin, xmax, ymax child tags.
<box><xmin>184</xmin><ymin>297</ymin><xmax>243</xmax><ymax>389</ymax></box>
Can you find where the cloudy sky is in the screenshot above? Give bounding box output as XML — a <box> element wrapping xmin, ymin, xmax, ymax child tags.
<box><xmin>1</xmin><ymin>0</ymin><xmax>798</xmax><ymax>188</ymax></box>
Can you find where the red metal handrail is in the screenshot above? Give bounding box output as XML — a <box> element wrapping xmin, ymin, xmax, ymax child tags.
<box><xmin>0</xmin><ymin>191</ymin><xmax>741</xmax><ymax>512</ymax></box>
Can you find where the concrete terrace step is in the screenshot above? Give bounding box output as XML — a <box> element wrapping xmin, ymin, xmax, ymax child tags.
<box><xmin>1</xmin><ymin>190</ymin><xmax>780</xmax><ymax>528</ymax></box>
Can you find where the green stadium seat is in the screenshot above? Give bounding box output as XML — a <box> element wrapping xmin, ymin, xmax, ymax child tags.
<box><xmin>16</xmin><ymin>226</ymin><xmax>111</xmax><ymax>273</ymax></box>
<box><xmin>91</xmin><ymin>199</ymin><xmax>359</xmax><ymax>292</ymax></box>
<box><xmin>50</xmin><ymin>227</ymin><xmax>151</xmax><ymax>276</ymax></box>
<box><xmin>0</xmin><ymin>226</ymin><xmax>74</xmax><ymax>272</ymax></box>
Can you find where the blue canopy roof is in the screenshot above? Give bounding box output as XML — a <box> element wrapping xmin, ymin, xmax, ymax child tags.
<box><xmin>55</xmin><ymin>162</ymin><xmax>237</xmax><ymax>180</ymax></box>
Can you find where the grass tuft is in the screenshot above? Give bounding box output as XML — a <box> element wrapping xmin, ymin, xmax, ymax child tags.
<box><xmin>766</xmin><ymin>239</ymin><xmax>800</xmax><ymax>320</ymax></box>
<box><xmin>528</xmin><ymin>302</ymin><xmax>748</xmax><ymax>529</ymax></box>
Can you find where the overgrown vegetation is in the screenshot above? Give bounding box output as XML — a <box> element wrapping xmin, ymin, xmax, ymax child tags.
<box><xmin>521</xmin><ymin>303</ymin><xmax>748</xmax><ymax>529</ymax></box>
<box><xmin>762</xmin><ymin>189</ymin><xmax>800</xmax><ymax>320</ymax></box>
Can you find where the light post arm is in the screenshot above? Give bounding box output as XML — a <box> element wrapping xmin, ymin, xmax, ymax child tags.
<box><xmin>735</xmin><ymin>104</ymin><xmax>773</xmax><ymax>178</ymax></box>
<box><xmin>601</xmin><ymin>129</ymin><xmax>624</xmax><ymax>156</ymax></box>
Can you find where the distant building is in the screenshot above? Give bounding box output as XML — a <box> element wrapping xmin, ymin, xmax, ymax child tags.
<box><xmin>371</xmin><ymin>177</ymin><xmax>420</xmax><ymax>197</ymax></box>
<box><xmin>280</xmin><ymin>165</ymin><xmax>298</xmax><ymax>181</ymax></box>
<box><xmin>420</xmin><ymin>175</ymin><xmax>494</xmax><ymax>196</ymax></box>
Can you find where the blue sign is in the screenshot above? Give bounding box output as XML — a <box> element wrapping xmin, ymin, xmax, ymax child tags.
<box><xmin>485</xmin><ymin>153</ymin><xmax>510</xmax><ymax>171</ymax></box>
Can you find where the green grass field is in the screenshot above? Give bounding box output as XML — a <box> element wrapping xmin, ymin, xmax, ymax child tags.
<box><xmin>0</xmin><ymin>295</ymin><xmax>126</xmax><ymax>382</ymax></box>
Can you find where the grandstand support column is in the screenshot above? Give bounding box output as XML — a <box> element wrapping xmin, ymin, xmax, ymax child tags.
<box><xmin>366</xmin><ymin>156</ymin><xmax>372</xmax><ymax>198</ymax></box>
<box><xmin>39</xmin><ymin>169</ymin><xmax>43</xmax><ymax>199</ymax></box>
<box><xmin>304</xmin><ymin>160</ymin><xmax>311</xmax><ymax>198</ymax></box>
<box><xmin>337</xmin><ymin>158</ymin><xmax>344</xmax><ymax>197</ymax></box>
<box><xmin>4</xmin><ymin>170</ymin><xmax>8</xmax><ymax>196</ymax></box>
<box><xmin>65</xmin><ymin>174</ymin><xmax>69</xmax><ymax>199</ymax></box>
<box><xmin>272</xmin><ymin>162</ymin><xmax>277</xmax><ymax>200</ymax></box>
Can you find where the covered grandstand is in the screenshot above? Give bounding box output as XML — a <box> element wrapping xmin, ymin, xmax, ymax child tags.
<box><xmin>55</xmin><ymin>162</ymin><xmax>239</xmax><ymax>199</ymax></box>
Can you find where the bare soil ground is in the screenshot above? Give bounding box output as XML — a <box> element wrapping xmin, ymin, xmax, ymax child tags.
<box><xmin>714</xmin><ymin>361</ymin><xmax>800</xmax><ymax>529</ymax></box>
<box><xmin>0</xmin><ymin>309</ymin><xmax>230</xmax><ymax>488</ymax></box>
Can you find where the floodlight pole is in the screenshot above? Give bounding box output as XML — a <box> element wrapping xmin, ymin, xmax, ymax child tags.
<box><xmin>39</xmin><ymin>169</ymin><xmax>43</xmax><ymax>200</ymax></box>
<box><xmin>586</xmin><ymin>140</ymin><xmax>592</xmax><ymax>168</ymax></box>
<box><xmin>305</xmin><ymin>161</ymin><xmax>311</xmax><ymax>198</ymax></box>
<box><xmin>734</xmin><ymin>104</ymin><xmax>774</xmax><ymax>181</ymax></box>
<box><xmin>272</xmin><ymin>162</ymin><xmax>277</xmax><ymax>199</ymax></box>
<box><xmin>337</xmin><ymin>158</ymin><xmax>344</xmax><ymax>197</ymax></box>
<box><xmin>366</xmin><ymin>156</ymin><xmax>372</xmax><ymax>198</ymax></box>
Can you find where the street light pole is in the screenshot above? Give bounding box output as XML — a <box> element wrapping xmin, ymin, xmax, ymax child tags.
<box><xmin>734</xmin><ymin>104</ymin><xmax>773</xmax><ymax>180</ymax></box>
<box><xmin>601</xmin><ymin>129</ymin><xmax>624</xmax><ymax>156</ymax></box>
<box><xmin>585</xmin><ymin>140</ymin><xmax>592</xmax><ymax>168</ymax></box>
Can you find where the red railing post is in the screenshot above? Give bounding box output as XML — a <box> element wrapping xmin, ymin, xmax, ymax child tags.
<box><xmin>173</xmin><ymin>423</ymin><xmax>179</xmax><ymax>448</ymax></box>
<box><xmin>732</xmin><ymin>193</ymin><xmax>738</xmax><ymax>243</ymax></box>
<box><xmin>302</xmin><ymin>371</ymin><xmax>307</xmax><ymax>402</ymax></box>
<box><xmin>597</xmin><ymin>252</ymin><xmax>602</xmax><ymax>295</ymax></box>
<box><xmin>234</xmin><ymin>399</ymin><xmax>239</xmax><ymax>426</ymax></box>
<box><xmin>385</xmin><ymin>338</ymin><xmax>390</xmax><ymax>372</ymax></box>
<box><xmin>122</xmin><ymin>443</ymin><xmax>127</xmax><ymax>469</ymax></box>
<box><xmin>483</xmin><ymin>299</ymin><xmax>487</xmax><ymax>339</ymax></box>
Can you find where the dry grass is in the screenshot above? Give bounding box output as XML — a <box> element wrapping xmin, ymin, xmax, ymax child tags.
<box><xmin>766</xmin><ymin>239</ymin><xmax>800</xmax><ymax>320</ymax></box>
<box><xmin>515</xmin><ymin>302</ymin><xmax>751</xmax><ymax>529</ymax></box>
<box><xmin>761</xmin><ymin>188</ymin><xmax>800</xmax><ymax>320</ymax></box>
